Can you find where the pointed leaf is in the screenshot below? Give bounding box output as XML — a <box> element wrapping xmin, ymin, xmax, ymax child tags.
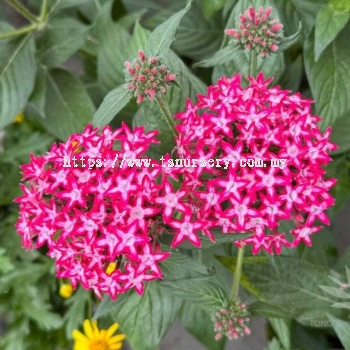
<box><xmin>278</xmin><ymin>22</ymin><xmax>302</xmax><ymax>52</ymax></box>
<box><xmin>145</xmin><ymin>0</ymin><xmax>194</xmax><ymax>57</ymax></box>
<box><xmin>193</xmin><ymin>45</ymin><xmax>246</xmax><ymax>68</ymax></box>
<box><xmin>92</xmin><ymin>85</ymin><xmax>133</xmax><ymax>127</ymax></box>
<box><xmin>0</xmin><ymin>27</ymin><xmax>36</xmax><ymax>128</ymax></box>
<box><xmin>327</xmin><ymin>313</ymin><xmax>350</xmax><ymax>349</ymax></box>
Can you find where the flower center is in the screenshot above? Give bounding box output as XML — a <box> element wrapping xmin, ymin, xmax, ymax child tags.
<box><xmin>89</xmin><ymin>340</ymin><xmax>110</xmax><ymax>350</ymax></box>
<box><xmin>131</xmin><ymin>207</ymin><xmax>144</xmax><ymax>219</ymax></box>
<box><xmin>164</xmin><ymin>194</ymin><xmax>177</xmax><ymax>207</ymax></box>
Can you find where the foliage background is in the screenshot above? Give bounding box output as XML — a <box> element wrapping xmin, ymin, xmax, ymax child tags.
<box><xmin>1</xmin><ymin>0</ymin><xmax>350</xmax><ymax>349</ymax></box>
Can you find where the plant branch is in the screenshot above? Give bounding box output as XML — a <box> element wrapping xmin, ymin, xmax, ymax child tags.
<box><xmin>249</xmin><ymin>51</ymin><xmax>258</xmax><ymax>79</ymax></box>
<box><xmin>155</xmin><ymin>95</ymin><xmax>177</xmax><ymax>136</ymax></box>
<box><xmin>39</xmin><ymin>0</ymin><xmax>50</xmax><ymax>22</ymax></box>
<box><xmin>0</xmin><ymin>24</ymin><xmax>36</xmax><ymax>41</ymax></box>
<box><xmin>6</xmin><ymin>0</ymin><xmax>38</xmax><ymax>23</ymax></box>
<box><xmin>231</xmin><ymin>245</ymin><xmax>245</xmax><ymax>300</ymax></box>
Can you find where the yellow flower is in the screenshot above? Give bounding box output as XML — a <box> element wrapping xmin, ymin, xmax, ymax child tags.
<box><xmin>59</xmin><ymin>283</ymin><xmax>74</xmax><ymax>299</ymax></box>
<box><xmin>73</xmin><ymin>319</ymin><xmax>125</xmax><ymax>350</ymax></box>
<box><xmin>13</xmin><ymin>111</ymin><xmax>24</xmax><ymax>123</ymax></box>
<box><xmin>106</xmin><ymin>263</ymin><xmax>117</xmax><ymax>275</ymax></box>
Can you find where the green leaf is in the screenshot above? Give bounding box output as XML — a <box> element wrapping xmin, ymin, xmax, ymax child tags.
<box><xmin>92</xmin><ymin>85</ymin><xmax>133</xmax><ymax>127</ymax></box>
<box><xmin>41</xmin><ymin>68</ymin><xmax>95</xmax><ymax>140</ymax></box>
<box><xmin>145</xmin><ymin>0</ymin><xmax>194</xmax><ymax>57</ymax></box>
<box><xmin>315</xmin><ymin>6</ymin><xmax>349</xmax><ymax>61</ymax></box>
<box><xmin>202</xmin><ymin>0</ymin><xmax>226</xmax><ymax>20</ymax></box>
<box><xmin>96</xmin><ymin>3</ymin><xmax>131</xmax><ymax>91</ymax></box>
<box><xmin>110</xmin><ymin>282</ymin><xmax>181</xmax><ymax>350</ymax></box>
<box><xmin>330</xmin><ymin>113</ymin><xmax>350</xmax><ymax>155</ymax></box>
<box><xmin>264</xmin><ymin>338</ymin><xmax>283</xmax><ymax>350</ymax></box>
<box><xmin>249</xmin><ymin>301</ymin><xmax>289</xmax><ymax>318</ymax></box>
<box><xmin>37</xmin><ymin>18</ymin><xmax>90</xmax><ymax>68</ymax></box>
<box><xmin>216</xmin><ymin>255</ymin><xmax>337</xmax><ymax>318</ymax></box>
<box><xmin>161</xmin><ymin>279</ymin><xmax>227</xmax><ymax>310</ymax></box>
<box><xmin>64</xmin><ymin>287</ymin><xmax>90</xmax><ymax>339</ymax></box>
<box><xmin>145</xmin><ymin>0</ymin><xmax>223</xmax><ymax>60</ymax></box>
<box><xmin>26</xmin><ymin>66</ymin><xmax>47</xmax><ymax>118</ymax></box>
<box><xmin>128</xmin><ymin>21</ymin><xmax>150</xmax><ymax>57</ymax></box>
<box><xmin>278</xmin><ymin>22</ymin><xmax>302</xmax><ymax>52</ymax></box>
<box><xmin>179</xmin><ymin>302</ymin><xmax>226</xmax><ymax>350</ymax></box>
<box><xmin>304</xmin><ymin>25</ymin><xmax>350</xmax><ymax>131</ymax></box>
<box><xmin>193</xmin><ymin>45</ymin><xmax>246</xmax><ymax>68</ymax></box>
<box><xmin>329</xmin><ymin>0</ymin><xmax>350</xmax><ymax>12</ymax></box>
<box><xmin>327</xmin><ymin>313</ymin><xmax>350</xmax><ymax>349</ymax></box>
<box><xmin>0</xmin><ymin>29</ymin><xmax>36</xmax><ymax>128</ymax></box>
<box><xmin>49</xmin><ymin>0</ymin><xmax>92</xmax><ymax>14</ymax></box>
<box><xmin>269</xmin><ymin>318</ymin><xmax>292</xmax><ymax>350</ymax></box>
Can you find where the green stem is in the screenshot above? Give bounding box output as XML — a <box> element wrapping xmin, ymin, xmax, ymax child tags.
<box><xmin>6</xmin><ymin>0</ymin><xmax>38</xmax><ymax>23</ymax></box>
<box><xmin>249</xmin><ymin>51</ymin><xmax>258</xmax><ymax>79</ymax></box>
<box><xmin>231</xmin><ymin>245</ymin><xmax>245</xmax><ymax>300</ymax></box>
<box><xmin>87</xmin><ymin>292</ymin><xmax>93</xmax><ymax>320</ymax></box>
<box><xmin>155</xmin><ymin>95</ymin><xmax>177</xmax><ymax>136</ymax></box>
<box><xmin>0</xmin><ymin>24</ymin><xmax>36</xmax><ymax>41</ymax></box>
<box><xmin>39</xmin><ymin>0</ymin><xmax>49</xmax><ymax>22</ymax></box>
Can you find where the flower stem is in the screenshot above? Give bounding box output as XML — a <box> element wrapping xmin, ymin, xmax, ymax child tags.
<box><xmin>231</xmin><ymin>245</ymin><xmax>245</xmax><ymax>300</ymax></box>
<box><xmin>6</xmin><ymin>0</ymin><xmax>38</xmax><ymax>23</ymax></box>
<box><xmin>155</xmin><ymin>95</ymin><xmax>177</xmax><ymax>136</ymax></box>
<box><xmin>249</xmin><ymin>51</ymin><xmax>258</xmax><ymax>79</ymax></box>
<box><xmin>0</xmin><ymin>24</ymin><xmax>36</xmax><ymax>41</ymax></box>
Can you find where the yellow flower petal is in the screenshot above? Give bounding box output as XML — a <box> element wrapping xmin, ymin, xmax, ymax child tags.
<box><xmin>106</xmin><ymin>323</ymin><xmax>119</xmax><ymax>337</ymax></box>
<box><xmin>72</xmin><ymin>330</ymin><xmax>89</xmax><ymax>342</ymax></box>
<box><xmin>92</xmin><ymin>320</ymin><xmax>100</xmax><ymax>336</ymax></box>
<box><xmin>110</xmin><ymin>343</ymin><xmax>123</xmax><ymax>350</ymax></box>
<box><xmin>109</xmin><ymin>334</ymin><xmax>126</xmax><ymax>344</ymax></box>
<box><xmin>83</xmin><ymin>320</ymin><xmax>95</xmax><ymax>340</ymax></box>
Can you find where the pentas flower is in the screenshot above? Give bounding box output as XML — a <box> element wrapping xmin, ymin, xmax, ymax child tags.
<box><xmin>125</xmin><ymin>49</ymin><xmax>176</xmax><ymax>103</ymax></box>
<box><xmin>213</xmin><ymin>300</ymin><xmax>251</xmax><ymax>341</ymax></box>
<box><xmin>15</xmin><ymin>123</ymin><xmax>171</xmax><ymax>300</ymax></box>
<box><xmin>169</xmin><ymin>72</ymin><xmax>337</xmax><ymax>254</ymax></box>
<box><xmin>225</xmin><ymin>6</ymin><xmax>283</xmax><ymax>57</ymax></box>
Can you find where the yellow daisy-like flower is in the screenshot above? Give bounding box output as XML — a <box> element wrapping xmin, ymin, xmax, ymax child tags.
<box><xmin>73</xmin><ymin>319</ymin><xmax>125</xmax><ymax>350</ymax></box>
<box><xmin>59</xmin><ymin>283</ymin><xmax>74</xmax><ymax>299</ymax></box>
<box><xmin>13</xmin><ymin>111</ymin><xmax>24</xmax><ymax>123</ymax></box>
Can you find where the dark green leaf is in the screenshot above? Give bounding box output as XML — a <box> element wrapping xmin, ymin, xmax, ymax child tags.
<box><xmin>269</xmin><ymin>318</ymin><xmax>292</xmax><ymax>350</ymax></box>
<box><xmin>202</xmin><ymin>0</ymin><xmax>226</xmax><ymax>20</ymax></box>
<box><xmin>0</xmin><ymin>28</ymin><xmax>36</xmax><ymax>128</ymax></box>
<box><xmin>110</xmin><ymin>282</ymin><xmax>181</xmax><ymax>350</ymax></box>
<box><xmin>96</xmin><ymin>3</ymin><xmax>131</xmax><ymax>91</ymax></box>
<box><xmin>41</xmin><ymin>68</ymin><xmax>95</xmax><ymax>140</ymax></box>
<box><xmin>37</xmin><ymin>18</ymin><xmax>90</xmax><ymax>68</ymax></box>
<box><xmin>193</xmin><ymin>45</ymin><xmax>246</xmax><ymax>68</ymax></box>
<box><xmin>145</xmin><ymin>0</ymin><xmax>194</xmax><ymax>57</ymax></box>
<box><xmin>179</xmin><ymin>302</ymin><xmax>226</xmax><ymax>350</ymax></box>
<box><xmin>315</xmin><ymin>6</ymin><xmax>349</xmax><ymax>61</ymax></box>
<box><xmin>128</xmin><ymin>21</ymin><xmax>150</xmax><ymax>57</ymax></box>
<box><xmin>249</xmin><ymin>301</ymin><xmax>290</xmax><ymax>318</ymax></box>
<box><xmin>330</xmin><ymin>113</ymin><xmax>350</xmax><ymax>155</ymax></box>
<box><xmin>92</xmin><ymin>85</ymin><xmax>133</xmax><ymax>127</ymax></box>
<box><xmin>304</xmin><ymin>25</ymin><xmax>350</xmax><ymax>131</ymax></box>
<box><xmin>264</xmin><ymin>338</ymin><xmax>283</xmax><ymax>350</ymax></box>
<box><xmin>327</xmin><ymin>313</ymin><xmax>350</xmax><ymax>349</ymax></box>
<box><xmin>26</xmin><ymin>66</ymin><xmax>47</xmax><ymax>118</ymax></box>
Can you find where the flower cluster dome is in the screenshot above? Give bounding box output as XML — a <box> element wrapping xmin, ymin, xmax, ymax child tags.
<box><xmin>15</xmin><ymin>124</ymin><xmax>170</xmax><ymax>300</ymax></box>
<box><xmin>167</xmin><ymin>72</ymin><xmax>337</xmax><ymax>254</ymax></box>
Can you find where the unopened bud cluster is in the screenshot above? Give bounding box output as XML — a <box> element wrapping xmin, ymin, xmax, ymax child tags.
<box><xmin>124</xmin><ymin>50</ymin><xmax>176</xmax><ymax>104</ymax></box>
<box><xmin>225</xmin><ymin>6</ymin><xmax>283</xmax><ymax>57</ymax></box>
<box><xmin>213</xmin><ymin>300</ymin><xmax>251</xmax><ymax>341</ymax></box>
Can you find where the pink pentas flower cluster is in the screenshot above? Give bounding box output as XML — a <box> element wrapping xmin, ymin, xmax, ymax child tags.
<box><xmin>15</xmin><ymin>124</ymin><xmax>171</xmax><ymax>300</ymax></box>
<box><xmin>225</xmin><ymin>6</ymin><xmax>283</xmax><ymax>57</ymax></box>
<box><xmin>167</xmin><ymin>72</ymin><xmax>337</xmax><ymax>255</ymax></box>
<box><xmin>125</xmin><ymin>50</ymin><xmax>176</xmax><ymax>104</ymax></box>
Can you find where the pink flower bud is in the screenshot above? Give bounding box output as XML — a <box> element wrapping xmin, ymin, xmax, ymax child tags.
<box><xmin>149</xmin><ymin>57</ymin><xmax>157</xmax><ymax>64</ymax></box>
<box><xmin>254</xmin><ymin>37</ymin><xmax>260</xmax><ymax>43</ymax></box>
<box><xmin>243</xmin><ymin>30</ymin><xmax>249</xmax><ymax>36</ymax></box>
<box><xmin>225</xmin><ymin>29</ymin><xmax>236</xmax><ymax>36</ymax></box>
<box><xmin>259</xmin><ymin>6</ymin><xmax>264</xmax><ymax>14</ymax></box>
<box><xmin>271</xmin><ymin>24</ymin><xmax>283</xmax><ymax>32</ymax></box>
<box><xmin>255</xmin><ymin>18</ymin><xmax>260</xmax><ymax>26</ymax></box>
<box><xmin>261</xmin><ymin>14</ymin><xmax>268</xmax><ymax>22</ymax></box>
<box><xmin>144</xmin><ymin>68</ymin><xmax>150</xmax><ymax>73</ymax></box>
<box><xmin>138</xmin><ymin>75</ymin><xmax>146</xmax><ymax>82</ymax></box>
<box><xmin>261</xmin><ymin>40</ymin><xmax>266</xmax><ymax>47</ymax></box>
<box><xmin>239</xmin><ymin>14</ymin><xmax>247</xmax><ymax>22</ymax></box>
<box><xmin>239</xmin><ymin>24</ymin><xmax>245</xmax><ymax>29</ymax></box>
<box><xmin>161</xmin><ymin>66</ymin><xmax>168</xmax><ymax>73</ymax></box>
<box><xmin>160</xmin><ymin>87</ymin><xmax>167</xmax><ymax>94</ymax></box>
<box><xmin>137</xmin><ymin>95</ymin><xmax>145</xmax><ymax>104</ymax></box>
<box><xmin>150</xmin><ymin>76</ymin><xmax>155</xmax><ymax>81</ymax></box>
<box><xmin>126</xmin><ymin>84</ymin><xmax>134</xmax><ymax>89</ymax></box>
<box><xmin>234</xmin><ymin>33</ymin><xmax>241</xmax><ymax>38</ymax></box>
<box><xmin>245</xmin><ymin>328</ymin><xmax>251</xmax><ymax>335</ymax></box>
<box><xmin>124</xmin><ymin>61</ymin><xmax>131</xmax><ymax>67</ymax></box>
<box><xmin>128</xmin><ymin>68</ymin><xmax>136</xmax><ymax>75</ymax></box>
<box><xmin>238</xmin><ymin>318</ymin><xmax>244</xmax><ymax>324</ymax></box>
<box><xmin>135</xmin><ymin>63</ymin><xmax>141</xmax><ymax>70</ymax></box>
<box><xmin>149</xmin><ymin>95</ymin><xmax>155</xmax><ymax>102</ymax></box>
<box><xmin>248</xmin><ymin>6</ymin><xmax>255</xmax><ymax>19</ymax></box>
<box><xmin>151</xmin><ymin>68</ymin><xmax>157</xmax><ymax>75</ymax></box>
<box><xmin>138</xmin><ymin>50</ymin><xmax>146</xmax><ymax>62</ymax></box>
<box><xmin>270</xmin><ymin>44</ymin><xmax>278</xmax><ymax>52</ymax></box>
<box><xmin>265</xmin><ymin>7</ymin><xmax>272</xmax><ymax>17</ymax></box>
<box><xmin>215</xmin><ymin>333</ymin><xmax>222</xmax><ymax>341</ymax></box>
<box><xmin>246</xmin><ymin>43</ymin><xmax>253</xmax><ymax>50</ymax></box>
<box><xmin>248</xmin><ymin>35</ymin><xmax>254</xmax><ymax>41</ymax></box>
<box><xmin>149</xmin><ymin>89</ymin><xmax>156</xmax><ymax>96</ymax></box>
<box><xmin>233</xmin><ymin>331</ymin><xmax>239</xmax><ymax>339</ymax></box>
<box><xmin>166</xmin><ymin>74</ymin><xmax>176</xmax><ymax>81</ymax></box>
